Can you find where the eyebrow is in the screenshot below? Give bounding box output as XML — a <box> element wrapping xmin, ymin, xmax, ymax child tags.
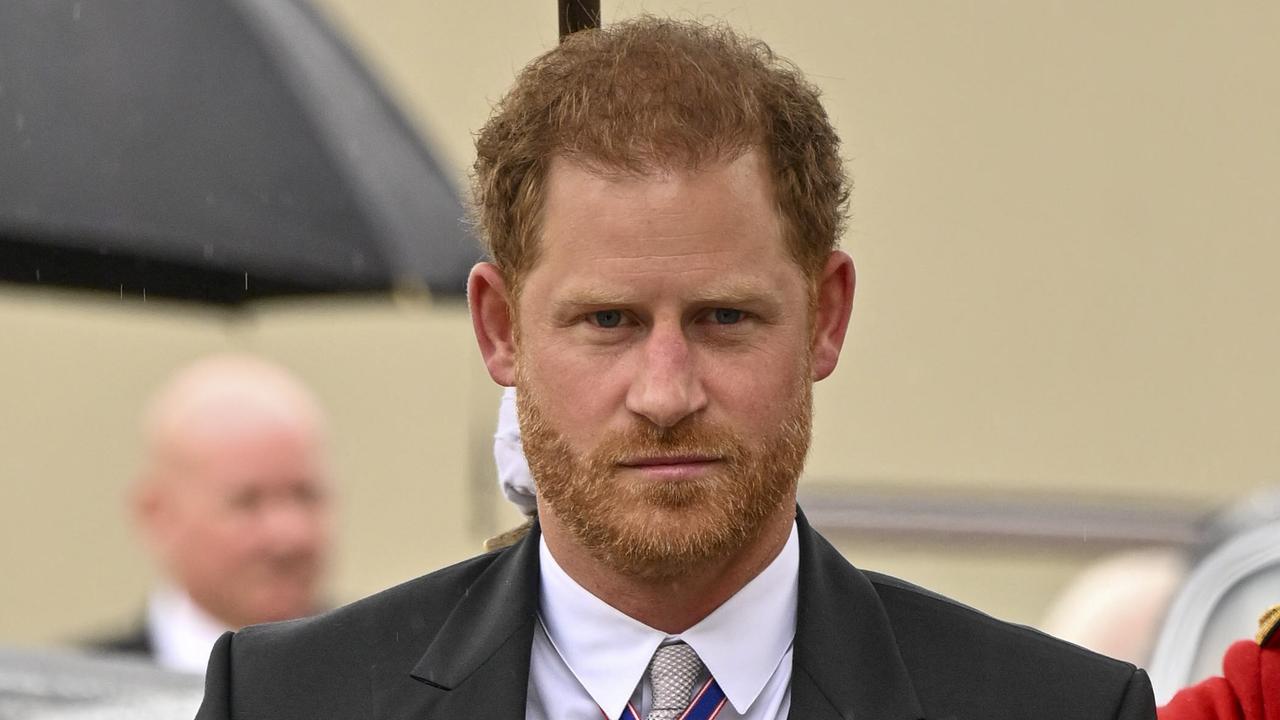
<box><xmin>554</xmin><ymin>279</ymin><xmax>779</xmax><ymax>309</ymax></box>
<box><xmin>554</xmin><ymin>286</ymin><xmax>633</xmax><ymax>308</ymax></box>
<box><xmin>687</xmin><ymin>279</ymin><xmax>777</xmax><ymax>306</ymax></box>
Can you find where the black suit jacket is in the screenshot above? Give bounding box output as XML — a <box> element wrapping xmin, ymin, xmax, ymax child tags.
<box><xmin>196</xmin><ymin>512</ymin><xmax>1155</xmax><ymax>719</ymax></box>
<box><xmin>86</xmin><ymin>620</ymin><xmax>153</xmax><ymax>658</ymax></box>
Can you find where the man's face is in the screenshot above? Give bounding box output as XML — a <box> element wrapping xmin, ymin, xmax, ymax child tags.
<box><xmin>513</xmin><ymin>151</ymin><xmax>816</xmax><ymax>579</ymax></box>
<box><xmin>152</xmin><ymin>418</ymin><xmax>331</xmax><ymax>628</ymax></box>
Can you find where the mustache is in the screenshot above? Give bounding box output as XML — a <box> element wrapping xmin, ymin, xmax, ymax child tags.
<box><xmin>255</xmin><ymin>550</ymin><xmax>322</xmax><ymax>576</ymax></box>
<box><xmin>588</xmin><ymin>418</ymin><xmax>743</xmax><ymax>465</ymax></box>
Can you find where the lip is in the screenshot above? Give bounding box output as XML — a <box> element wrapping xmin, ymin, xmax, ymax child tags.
<box><xmin>618</xmin><ymin>456</ymin><xmax>721</xmax><ymax>480</ymax></box>
<box><xmin>620</xmin><ymin>455</ymin><xmax>719</xmax><ymax>467</ymax></box>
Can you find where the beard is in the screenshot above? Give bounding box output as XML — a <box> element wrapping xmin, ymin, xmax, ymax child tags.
<box><xmin>516</xmin><ymin>366</ymin><xmax>812</xmax><ymax>581</ymax></box>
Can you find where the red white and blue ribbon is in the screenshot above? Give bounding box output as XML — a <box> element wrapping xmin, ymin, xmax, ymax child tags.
<box><xmin>609</xmin><ymin>677</ymin><xmax>729</xmax><ymax>720</ymax></box>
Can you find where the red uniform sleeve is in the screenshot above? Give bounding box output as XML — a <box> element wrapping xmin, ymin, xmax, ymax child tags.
<box><xmin>1158</xmin><ymin>640</ymin><xmax>1279</xmax><ymax>720</ymax></box>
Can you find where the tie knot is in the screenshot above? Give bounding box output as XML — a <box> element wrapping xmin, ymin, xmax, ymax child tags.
<box><xmin>646</xmin><ymin>642</ymin><xmax>705</xmax><ymax>720</ymax></box>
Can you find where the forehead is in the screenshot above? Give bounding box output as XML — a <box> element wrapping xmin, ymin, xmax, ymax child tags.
<box><xmin>173</xmin><ymin>417</ymin><xmax>323</xmax><ymax>489</ymax></box>
<box><xmin>522</xmin><ymin>151</ymin><xmax>800</xmax><ymax>302</ymax></box>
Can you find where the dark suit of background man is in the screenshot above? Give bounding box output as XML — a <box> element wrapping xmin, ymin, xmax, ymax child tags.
<box><xmin>197</xmin><ymin>17</ymin><xmax>1156</xmax><ymax>719</ymax></box>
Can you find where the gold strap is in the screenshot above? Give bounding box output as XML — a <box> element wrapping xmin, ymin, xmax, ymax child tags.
<box><xmin>1254</xmin><ymin>604</ymin><xmax>1280</xmax><ymax>646</ymax></box>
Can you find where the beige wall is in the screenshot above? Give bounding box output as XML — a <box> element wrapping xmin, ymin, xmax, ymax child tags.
<box><xmin>2</xmin><ymin>2</ymin><xmax>1278</xmax><ymax>646</ymax></box>
<box><xmin>316</xmin><ymin>0</ymin><xmax>1280</xmax><ymax>502</ymax></box>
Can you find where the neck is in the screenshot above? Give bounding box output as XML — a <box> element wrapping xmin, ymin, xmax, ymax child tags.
<box><xmin>540</xmin><ymin>505</ymin><xmax>795</xmax><ymax>634</ymax></box>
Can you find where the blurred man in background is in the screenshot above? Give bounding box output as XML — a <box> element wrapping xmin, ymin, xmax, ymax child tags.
<box><xmin>94</xmin><ymin>354</ymin><xmax>333</xmax><ymax>673</ymax></box>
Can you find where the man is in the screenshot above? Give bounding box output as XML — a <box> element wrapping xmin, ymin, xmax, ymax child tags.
<box><xmin>97</xmin><ymin>354</ymin><xmax>333</xmax><ymax>673</ymax></box>
<box><xmin>196</xmin><ymin>18</ymin><xmax>1155</xmax><ymax>719</ymax></box>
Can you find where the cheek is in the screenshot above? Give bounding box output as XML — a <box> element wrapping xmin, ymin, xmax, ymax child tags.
<box><xmin>704</xmin><ymin>358</ymin><xmax>810</xmax><ymax>442</ymax></box>
<box><xmin>183</xmin><ymin>513</ymin><xmax>256</xmax><ymax>563</ymax></box>
<box><xmin>524</xmin><ymin>343</ymin><xmax>630</xmax><ymax>421</ymax></box>
<box><xmin>308</xmin><ymin>505</ymin><xmax>334</xmax><ymax>541</ymax></box>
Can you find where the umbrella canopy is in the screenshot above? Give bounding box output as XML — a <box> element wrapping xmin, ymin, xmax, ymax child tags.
<box><xmin>559</xmin><ymin>0</ymin><xmax>601</xmax><ymax>41</ymax></box>
<box><xmin>0</xmin><ymin>0</ymin><xmax>478</xmax><ymax>304</ymax></box>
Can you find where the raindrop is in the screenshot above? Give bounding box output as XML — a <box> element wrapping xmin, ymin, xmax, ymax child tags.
<box><xmin>143</xmin><ymin>288</ymin><xmax>147</xmax><ymax>302</ymax></box>
<box><xmin>119</xmin><ymin>285</ymin><xmax>123</xmax><ymax>300</ymax></box>
<box><xmin>202</xmin><ymin>244</ymin><xmax>214</xmax><ymax>259</ymax></box>
<box><xmin>72</xmin><ymin>2</ymin><xmax>81</xmax><ymax>20</ymax></box>
<box><xmin>15</xmin><ymin>113</ymin><xmax>25</xmax><ymax>131</ymax></box>
<box><xmin>244</xmin><ymin>272</ymin><xmax>249</xmax><ymax>290</ymax></box>
<box><xmin>35</xmin><ymin>269</ymin><xmax>40</xmax><ymax>282</ymax></box>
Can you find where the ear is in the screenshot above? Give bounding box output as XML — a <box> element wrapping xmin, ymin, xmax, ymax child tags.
<box><xmin>810</xmin><ymin>250</ymin><xmax>855</xmax><ymax>381</ymax></box>
<box><xmin>468</xmin><ymin>262</ymin><xmax>518</xmax><ymax>386</ymax></box>
<box><xmin>131</xmin><ymin>473</ymin><xmax>168</xmax><ymax>553</ymax></box>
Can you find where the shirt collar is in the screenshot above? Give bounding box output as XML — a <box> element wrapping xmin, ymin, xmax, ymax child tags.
<box><xmin>538</xmin><ymin>522</ymin><xmax>799</xmax><ymax>718</ymax></box>
<box><xmin>682</xmin><ymin>523</ymin><xmax>798</xmax><ymax>713</ymax></box>
<box><xmin>147</xmin><ymin>584</ymin><xmax>232</xmax><ymax>674</ymax></box>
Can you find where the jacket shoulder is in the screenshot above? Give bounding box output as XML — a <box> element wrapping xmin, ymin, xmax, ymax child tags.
<box><xmin>236</xmin><ymin>548</ymin><xmax>505</xmax><ymax>658</ymax></box>
<box><xmin>865</xmin><ymin>570</ymin><xmax>1154</xmax><ymax>719</ymax></box>
<box><xmin>867</xmin><ymin>569</ymin><xmax>1128</xmax><ymax>662</ymax></box>
<box><xmin>198</xmin><ymin>546</ymin><xmax>531</xmax><ymax>719</ymax></box>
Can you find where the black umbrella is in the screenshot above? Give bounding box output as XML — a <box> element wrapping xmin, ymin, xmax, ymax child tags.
<box><xmin>0</xmin><ymin>0</ymin><xmax>478</xmax><ymax>304</ymax></box>
<box><xmin>559</xmin><ymin>0</ymin><xmax>601</xmax><ymax>41</ymax></box>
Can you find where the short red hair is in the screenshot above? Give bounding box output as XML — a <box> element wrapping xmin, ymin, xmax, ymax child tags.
<box><xmin>471</xmin><ymin>16</ymin><xmax>849</xmax><ymax>296</ymax></box>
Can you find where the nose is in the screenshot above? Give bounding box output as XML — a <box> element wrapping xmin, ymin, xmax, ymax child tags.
<box><xmin>262</xmin><ymin>492</ymin><xmax>324</xmax><ymax>554</ymax></box>
<box><xmin>625</xmin><ymin>321</ymin><xmax>708</xmax><ymax>429</ymax></box>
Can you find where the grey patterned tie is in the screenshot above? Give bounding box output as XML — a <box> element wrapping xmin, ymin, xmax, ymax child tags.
<box><xmin>645</xmin><ymin>642</ymin><xmax>705</xmax><ymax>720</ymax></box>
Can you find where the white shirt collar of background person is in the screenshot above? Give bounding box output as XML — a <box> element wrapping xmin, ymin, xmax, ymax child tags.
<box><xmin>532</xmin><ymin>523</ymin><xmax>799</xmax><ymax>719</ymax></box>
<box><xmin>147</xmin><ymin>583</ymin><xmax>231</xmax><ymax>674</ymax></box>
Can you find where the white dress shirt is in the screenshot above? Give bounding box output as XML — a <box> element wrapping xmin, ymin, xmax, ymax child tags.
<box><xmin>527</xmin><ymin>523</ymin><xmax>799</xmax><ymax>720</ymax></box>
<box><xmin>146</xmin><ymin>584</ymin><xmax>231</xmax><ymax>674</ymax></box>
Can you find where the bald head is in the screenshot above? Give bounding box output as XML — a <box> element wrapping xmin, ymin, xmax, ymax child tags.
<box><xmin>135</xmin><ymin>354</ymin><xmax>332</xmax><ymax>630</ymax></box>
<box><xmin>144</xmin><ymin>355</ymin><xmax>326</xmax><ymax>471</ymax></box>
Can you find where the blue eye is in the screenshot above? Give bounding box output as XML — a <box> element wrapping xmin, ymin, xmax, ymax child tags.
<box><xmin>592</xmin><ymin>310</ymin><xmax>624</xmax><ymax>328</ymax></box>
<box><xmin>712</xmin><ymin>308</ymin><xmax>743</xmax><ymax>324</ymax></box>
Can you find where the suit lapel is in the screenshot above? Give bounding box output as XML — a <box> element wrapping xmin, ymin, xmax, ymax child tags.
<box><xmin>790</xmin><ymin>510</ymin><xmax>926</xmax><ymax>720</ymax></box>
<box><xmin>371</xmin><ymin>526</ymin><xmax>541</xmax><ymax>720</ymax></box>
<box><xmin>367</xmin><ymin>512</ymin><xmax>927</xmax><ymax>719</ymax></box>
